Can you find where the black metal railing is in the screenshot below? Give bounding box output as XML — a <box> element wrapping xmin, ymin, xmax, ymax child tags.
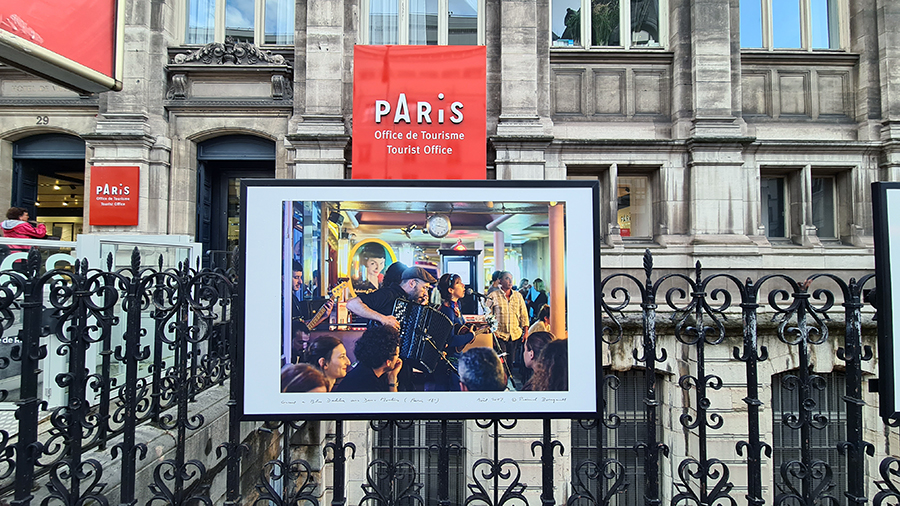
<box><xmin>0</xmin><ymin>247</ymin><xmax>896</xmax><ymax>506</ymax></box>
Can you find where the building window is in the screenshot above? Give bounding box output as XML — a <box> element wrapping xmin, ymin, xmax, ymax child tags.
<box><xmin>740</xmin><ymin>0</ymin><xmax>842</xmax><ymax>50</ymax></box>
<box><xmin>772</xmin><ymin>371</ymin><xmax>846</xmax><ymax>502</ymax></box>
<box><xmin>572</xmin><ymin>370</ymin><xmax>658</xmax><ymax>506</ymax></box>
<box><xmin>617</xmin><ymin>176</ymin><xmax>651</xmax><ymax>238</ymax></box>
<box><xmin>373</xmin><ymin>421</ymin><xmax>467</xmax><ymax>504</ymax></box>
<box><xmin>761</xmin><ymin>176</ymin><xmax>786</xmax><ymax>238</ymax></box>
<box><xmin>362</xmin><ymin>0</ymin><xmax>483</xmax><ymax>45</ymax></box>
<box><xmin>186</xmin><ymin>0</ymin><xmax>294</xmax><ymax>45</ymax></box>
<box><xmin>551</xmin><ymin>0</ymin><xmax>665</xmax><ymax>49</ymax></box>
<box><xmin>760</xmin><ymin>168</ymin><xmax>847</xmax><ymax>244</ymax></box>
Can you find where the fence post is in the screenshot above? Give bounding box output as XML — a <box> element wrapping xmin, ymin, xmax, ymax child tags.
<box><xmin>12</xmin><ymin>249</ymin><xmax>45</xmax><ymax>506</ymax></box>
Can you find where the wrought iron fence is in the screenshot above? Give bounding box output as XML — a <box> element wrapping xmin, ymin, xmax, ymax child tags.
<box><xmin>0</xmin><ymin>247</ymin><xmax>897</xmax><ymax>506</ymax></box>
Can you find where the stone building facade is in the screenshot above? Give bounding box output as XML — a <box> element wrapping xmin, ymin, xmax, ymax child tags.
<box><xmin>0</xmin><ymin>0</ymin><xmax>898</xmax><ymax>504</ymax></box>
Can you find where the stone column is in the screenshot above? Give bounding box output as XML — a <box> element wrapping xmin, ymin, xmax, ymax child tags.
<box><xmin>288</xmin><ymin>0</ymin><xmax>349</xmax><ymax>179</ymax></box>
<box><xmin>492</xmin><ymin>0</ymin><xmax>553</xmax><ymax>180</ymax></box>
<box><xmin>878</xmin><ymin>0</ymin><xmax>900</xmax><ymax>180</ymax></box>
<box><xmin>84</xmin><ymin>0</ymin><xmax>172</xmax><ymax>235</ymax></box>
<box><xmin>686</xmin><ymin>0</ymin><xmax>752</xmax><ymax>242</ymax></box>
<box><xmin>83</xmin><ymin>114</ymin><xmax>170</xmax><ymax>234</ymax></box>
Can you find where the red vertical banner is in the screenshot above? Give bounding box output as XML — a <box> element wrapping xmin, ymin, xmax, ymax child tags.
<box><xmin>89</xmin><ymin>165</ymin><xmax>139</xmax><ymax>226</ymax></box>
<box><xmin>352</xmin><ymin>45</ymin><xmax>486</xmax><ymax>180</ymax></box>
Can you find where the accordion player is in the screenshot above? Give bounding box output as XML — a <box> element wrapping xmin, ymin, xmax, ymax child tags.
<box><xmin>391</xmin><ymin>298</ymin><xmax>454</xmax><ymax>374</ymax></box>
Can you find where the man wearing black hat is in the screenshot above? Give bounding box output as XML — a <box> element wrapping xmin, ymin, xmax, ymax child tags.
<box><xmin>346</xmin><ymin>266</ymin><xmax>437</xmax><ymax>392</ymax></box>
<box><xmin>346</xmin><ymin>266</ymin><xmax>437</xmax><ymax>331</ymax></box>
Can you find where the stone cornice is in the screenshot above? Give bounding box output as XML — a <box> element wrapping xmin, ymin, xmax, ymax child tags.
<box><xmin>168</xmin><ymin>37</ymin><xmax>292</xmax><ymax>68</ymax></box>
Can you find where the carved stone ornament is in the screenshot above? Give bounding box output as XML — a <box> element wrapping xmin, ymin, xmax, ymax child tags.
<box><xmin>172</xmin><ymin>36</ymin><xmax>290</xmax><ymax>67</ymax></box>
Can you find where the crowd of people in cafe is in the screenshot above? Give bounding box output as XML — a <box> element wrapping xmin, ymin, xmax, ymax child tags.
<box><xmin>282</xmin><ymin>262</ymin><xmax>567</xmax><ymax>394</ymax></box>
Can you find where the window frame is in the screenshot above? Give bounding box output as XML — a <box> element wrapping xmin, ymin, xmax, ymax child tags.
<box><xmin>759</xmin><ymin>165</ymin><xmax>850</xmax><ymax>246</ymax></box>
<box><xmin>360</xmin><ymin>0</ymin><xmax>485</xmax><ymax>45</ymax></box>
<box><xmin>739</xmin><ymin>0</ymin><xmax>849</xmax><ymax>51</ymax></box>
<box><xmin>180</xmin><ymin>0</ymin><xmax>295</xmax><ymax>47</ymax></box>
<box><xmin>550</xmin><ymin>0</ymin><xmax>669</xmax><ymax>50</ymax></box>
<box><xmin>569</xmin><ymin>164</ymin><xmax>660</xmax><ymax>245</ymax></box>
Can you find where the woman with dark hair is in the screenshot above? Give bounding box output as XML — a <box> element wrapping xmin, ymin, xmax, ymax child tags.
<box><xmin>528</xmin><ymin>338</ymin><xmax>568</xmax><ymax>391</ymax></box>
<box><xmin>281</xmin><ymin>363</ymin><xmax>328</xmax><ymax>392</ymax></box>
<box><xmin>521</xmin><ymin>331</ymin><xmax>554</xmax><ymax>390</ymax></box>
<box><xmin>428</xmin><ymin>272</ymin><xmax>478</xmax><ymax>391</ymax></box>
<box><xmin>306</xmin><ymin>335</ymin><xmax>351</xmax><ymax>391</ymax></box>
<box><xmin>353</xmin><ymin>243</ymin><xmax>387</xmax><ymax>292</ymax></box>
<box><xmin>1</xmin><ymin>207</ymin><xmax>47</xmax><ymax>251</ymax></box>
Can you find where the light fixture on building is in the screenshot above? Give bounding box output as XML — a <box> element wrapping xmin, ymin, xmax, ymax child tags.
<box><xmin>35</xmin><ymin>202</ymin><xmax>40</xmax><ymax>206</ymax></box>
<box><xmin>62</xmin><ymin>202</ymin><xmax>68</xmax><ymax>206</ymax></box>
<box><xmin>53</xmin><ymin>185</ymin><xmax>61</xmax><ymax>190</ymax></box>
<box><xmin>452</xmin><ymin>239</ymin><xmax>466</xmax><ymax>251</ymax></box>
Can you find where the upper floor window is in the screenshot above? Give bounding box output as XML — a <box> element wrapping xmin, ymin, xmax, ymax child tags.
<box><xmin>186</xmin><ymin>0</ymin><xmax>294</xmax><ymax>46</ymax></box>
<box><xmin>551</xmin><ymin>0</ymin><xmax>665</xmax><ymax>49</ymax></box>
<box><xmin>740</xmin><ymin>0</ymin><xmax>843</xmax><ymax>50</ymax></box>
<box><xmin>760</xmin><ymin>167</ymin><xmax>846</xmax><ymax>245</ymax></box>
<box><xmin>362</xmin><ymin>0</ymin><xmax>484</xmax><ymax>45</ymax></box>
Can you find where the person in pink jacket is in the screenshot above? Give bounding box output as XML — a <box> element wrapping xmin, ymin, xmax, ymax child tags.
<box><xmin>1</xmin><ymin>207</ymin><xmax>47</xmax><ymax>252</ymax></box>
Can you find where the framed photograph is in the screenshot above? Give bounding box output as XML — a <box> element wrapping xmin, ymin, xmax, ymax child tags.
<box><xmin>873</xmin><ymin>182</ymin><xmax>900</xmax><ymax>419</ymax></box>
<box><xmin>238</xmin><ymin>179</ymin><xmax>601</xmax><ymax>419</ymax></box>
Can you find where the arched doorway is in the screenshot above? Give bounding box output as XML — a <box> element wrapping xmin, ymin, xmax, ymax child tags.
<box><xmin>12</xmin><ymin>134</ymin><xmax>86</xmax><ymax>241</ymax></box>
<box><xmin>196</xmin><ymin>135</ymin><xmax>275</xmax><ymax>265</ymax></box>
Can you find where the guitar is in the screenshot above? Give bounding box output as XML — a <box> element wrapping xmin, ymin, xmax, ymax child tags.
<box><xmin>294</xmin><ymin>281</ymin><xmax>347</xmax><ymax>333</ymax></box>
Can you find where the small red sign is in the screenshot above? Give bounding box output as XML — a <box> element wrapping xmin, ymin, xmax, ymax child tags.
<box><xmin>89</xmin><ymin>165</ymin><xmax>139</xmax><ymax>226</ymax></box>
<box><xmin>352</xmin><ymin>45</ymin><xmax>486</xmax><ymax>180</ymax></box>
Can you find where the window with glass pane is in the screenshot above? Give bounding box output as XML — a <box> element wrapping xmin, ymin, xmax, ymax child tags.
<box><xmin>187</xmin><ymin>0</ymin><xmax>293</xmax><ymax>45</ymax></box>
<box><xmin>811</xmin><ymin>177</ymin><xmax>835</xmax><ymax>238</ymax></box>
<box><xmin>772</xmin><ymin>0</ymin><xmax>802</xmax><ymax>48</ymax></box>
<box><xmin>370</xmin><ymin>0</ymin><xmax>400</xmax><ymax>44</ymax></box>
<box><xmin>225</xmin><ymin>0</ymin><xmax>254</xmax><ymax>42</ymax></box>
<box><xmin>739</xmin><ymin>0</ymin><xmax>763</xmax><ymax>48</ymax></box>
<box><xmin>592</xmin><ymin>0</ymin><xmax>621</xmax><ymax>46</ymax></box>
<box><xmin>449</xmin><ymin>0</ymin><xmax>478</xmax><ymax>45</ymax></box>
<box><xmin>552</xmin><ymin>0</ymin><xmax>662</xmax><ymax>48</ymax></box>
<box><xmin>741</xmin><ymin>0</ymin><xmax>842</xmax><ymax>50</ymax></box>
<box><xmin>265</xmin><ymin>0</ymin><xmax>294</xmax><ymax>45</ymax></box>
<box><xmin>617</xmin><ymin>176</ymin><xmax>651</xmax><ymax>238</ymax></box>
<box><xmin>410</xmin><ymin>0</ymin><xmax>438</xmax><ymax>45</ymax></box>
<box><xmin>761</xmin><ymin>177</ymin><xmax>785</xmax><ymax>238</ymax></box>
<box><xmin>552</xmin><ymin>0</ymin><xmax>582</xmax><ymax>47</ymax></box>
<box><xmin>772</xmin><ymin>372</ymin><xmax>846</xmax><ymax>502</ymax></box>
<box><xmin>187</xmin><ymin>0</ymin><xmax>216</xmax><ymax>44</ymax></box>
<box><xmin>811</xmin><ymin>0</ymin><xmax>839</xmax><ymax>49</ymax></box>
<box><xmin>630</xmin><ymin>0</ymin><xmax>659</xmax><ymax>46</ymax></box>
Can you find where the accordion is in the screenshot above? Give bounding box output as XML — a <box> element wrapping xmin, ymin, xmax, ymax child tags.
<box><xmin>392</xmin><ymin>299</ymin><xmax>454</xmax><ymax>374</ymax></box>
